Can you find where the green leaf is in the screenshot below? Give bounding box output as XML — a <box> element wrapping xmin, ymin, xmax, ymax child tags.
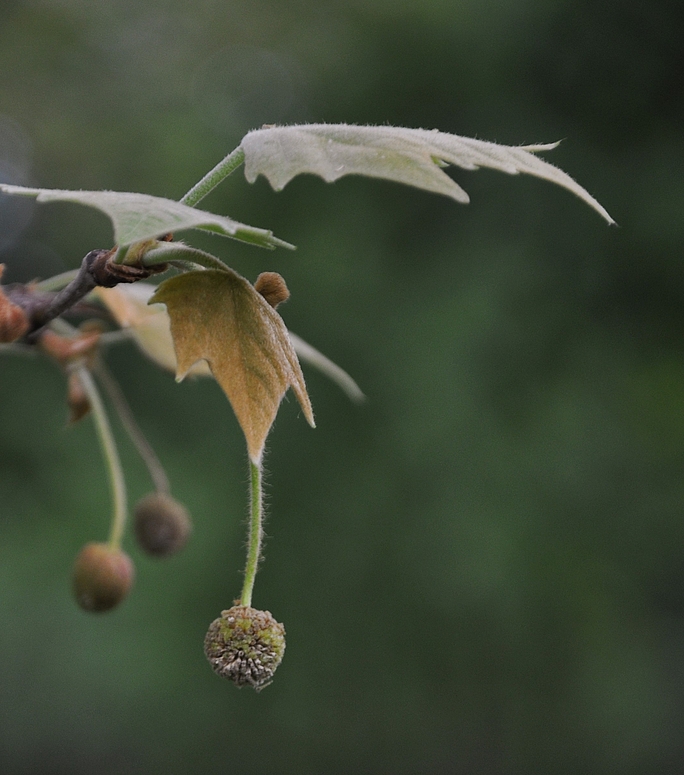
<box><xmin>151</xmin><ymin>269</ymin><xmax>315</xmax><ymax>463</ymax></box>
<box><xmin>241</xmin><ymin>124</ymin><xmax>614</xmax><ymax>223</ymax></box>
<box><xmin>0</xmin><ymin>184</ymin><xmax>294</xmax><ymax>249</ymax></box>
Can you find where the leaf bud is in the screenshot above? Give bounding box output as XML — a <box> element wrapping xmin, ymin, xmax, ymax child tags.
<box><xmin>204</xmin><ymin>605</ymin><xmax>286</xmax><ymax>691</ymax></box>
<box><xmin>0</xmin><ymin>266</ymin><xmax>29</xmax><ymax>343</ymax></box>
<box><xmin>72</xmin><ymin>542</ymin><xmax>134</xmax><ymax>612</ymax></box>
<box><xmin>67</xmin><ymin>371</ymin><xmax>91</xmax><ymax>423</ymax></box>
<box><xmin>254</xmin><ymin>272</ymin><xmax>290</xmax><ymax>308</ymax></box>
<box><xmin>133</xmin><ymin>492</ymin><xmax>192</xmax><ymax>557</ymax></box>
<box><xmin>39</xmin><ymin>329</ymin><xmax>101</xmax><ymax>368</ymax></box>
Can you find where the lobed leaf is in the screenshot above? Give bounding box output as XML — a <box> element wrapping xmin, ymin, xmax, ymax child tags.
<box><xmin>0</xmin><ymin>184</ymin><xmax>293</xmax><ymax>249</ymax></box>
<box><xmin>151</xmin><ymin>270</ymin><xmax>314</xmax><ymax>463</ymax></box>
<box><xmin>241</xmin><ymin>124</ymin><xmax>614</xmax><ymax>223</ymax></box>
<box><xmin>96</xmin><ymin>284</ymin><xmax>211</xmax><ymax>376</ymax></box>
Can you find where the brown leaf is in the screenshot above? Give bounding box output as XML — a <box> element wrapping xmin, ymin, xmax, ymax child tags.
<box><xmin>151</xmin><ymin>269</ymin><xmax>314</xmax><ymax>462</ymax></box>
<box><xmin>96</xmin><ymin>284</ymin><xmax>211</xmax><ymax>376</ymax></box>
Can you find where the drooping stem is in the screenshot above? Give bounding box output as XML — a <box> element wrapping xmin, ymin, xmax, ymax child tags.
<box><xmin>94</xmin><ymin>359</ymin><xmax>171</xmax><ymax>495</ymax></box>
<box><xmin>240</xmin><ymin>459</ymin><xmax>264</xmax><ymax>608</ymax></box>
<box><xmin>180</xmin><ymin>146</ymin><xmax>245</xmax><ymax>208</ymax></box>
<box><xmin>75</xmin><ymin>364</ymin><xmax>128</xmax><ymax>550</ymax></box>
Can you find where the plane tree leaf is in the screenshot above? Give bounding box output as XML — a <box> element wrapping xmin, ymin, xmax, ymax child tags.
<box><xmin>0</xmin><ymin>184</ymin><xmax>293</xmax><ymax>249</ymax></box>
<box><xmin>98</xmin><ymin>281</ymin><xmax>363</xmax><ymax>402</ymax></box>
<box><xmin>95</xmin><ymin>283</ymin><xmax>211</xmax><ymax>376</ymax></box>
<box><xmin>151</xmin><ymin>269</ymin><xmax>315</xmax><ymax>462</ymax></box>
<box><xmin>240</xmin><ymin>124</ymin><xmax>614</xmax><ymax>223</ymax></box>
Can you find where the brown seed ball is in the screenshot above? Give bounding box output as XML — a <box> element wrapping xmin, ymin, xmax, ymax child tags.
<box><xmin>133</xmin><ymin>493</ymin><xmax>192</xmax><ymax>557</ymax></box>
<box><xmin>72</xmin><ymin>542</ymin><xmax>134</xmax><ymax>613</ymax></box>
<box><xmin>253</xmin><ymin>272</ymin><xmax>290</xmax><ymax>308</ymax></box>
<box><xmin>204</xmin><ymin>606</ymin><xmax>286</xmax><ymax>691</ymax></box>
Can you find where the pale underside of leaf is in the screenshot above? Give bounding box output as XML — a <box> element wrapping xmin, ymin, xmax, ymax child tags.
<box><xmin>151</xmin><ymin>269</ymin><xmax>314</xmax><ymax>463</ymax></box>
<box><xmin>289</xmin><ymin>332</ymin><xmax>365</xmax><ymax>403</ymax></box>
<box><xmin>0</xmin><ymin>184</ymin><xmax>292</xmax><ymax>249</ymax></box>
<box><xmin>241</xmin><ymin>124</ymin><xmax>614</xmax><ymax>224</ymax></box>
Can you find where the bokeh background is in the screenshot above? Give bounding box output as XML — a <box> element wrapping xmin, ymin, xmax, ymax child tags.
<box><xmin>1</xmin><ymin>0</ymin><xmax>683</xmax><ymax>772</ymax></box>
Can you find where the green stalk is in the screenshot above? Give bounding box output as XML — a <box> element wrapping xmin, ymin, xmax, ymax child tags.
<box><xmin>75</xmin><ymin>364</ymin><xmax>128</xmax><ymax>550</ymax></box>
<box><xmin>180</xmin><ymin>146</ymin><xmax>245</xmax><ymax>208</ymax></box>
<box><xmin>95</xmin><ymin>360</ymin><xmax>170</xmax><ymax>495</ymax></box>
<box><xmin>112</xmin><ymin>245</ymin><xmax>129</xmax><ymax>265</ymax></box>
<box><xmin>240</xmin><ymin>459</ymin><xmax>264</xmax><ymax>608</ymax></box>
<box><xmin>34</xmin><ymin>269</ymin><xmax>79</xmax><ymax>293</ymax></box>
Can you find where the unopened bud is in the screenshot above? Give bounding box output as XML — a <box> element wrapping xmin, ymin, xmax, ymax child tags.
<box><xmin>39</xmin><ymin>329</ymin><xmax>100</xmax><ymax>368</ymax></box>
<box><xmin>204</xmin><ymin>605</ymin><xmax>286</xmax><ymax>691</ymax></box>
<box><xmin>67</xmin><ymin>371</ymin><xmax>91</xmax><ymax>423</ymax></box>
<box><xmin>72</xmin><ymin>542</ymin><xmax>134</xmax><ymax>612</ymax></box>
<box><xmin>134</xmin><ymin>492</ymin><xmax>192</xmax><ymax>557</ymax></box>
<box><xmin>0</xmin><ymin>266</ymin><xmax>29</xmax><ymax>343</ymax></box>
<box><xmin>254</xmin><ymin>272</ymin><xmax>290</xmax><ymax>308</ymax></box>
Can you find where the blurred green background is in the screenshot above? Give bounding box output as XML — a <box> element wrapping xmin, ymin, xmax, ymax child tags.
<box><xmin>1</xmin><ymin>0</ymin><xmax>683</xmax><ymax>772</ymax></box>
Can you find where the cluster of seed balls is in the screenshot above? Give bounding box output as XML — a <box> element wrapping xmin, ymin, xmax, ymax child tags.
<box><xmin>70</xmin><ymin>492</ymin><xmax>285</xmax><ymax>690</ymax></box>
<box><xmin>72</xmin><ymin>492</ymin><xmax>191</xmax><ymax>612</ymax></box>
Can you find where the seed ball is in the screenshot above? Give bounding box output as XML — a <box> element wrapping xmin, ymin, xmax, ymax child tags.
<box><xmin>253</xmin><ymin>272</ymin><xmax>290</xmax><ymax>308</ymax></box>
<box><xmin>72</xmin><ymin>542</ymin><xmax>134</xmax><ymax>612</ymax></box>
<box><xmin>134</xmin><ymin>492</ymin><xmax>192</xmax><ymax>557</ymax></box>
<box><xmin>204</xmin><ymin>606</ymin><xmax>286</xmax><ymax>691</ymax></box>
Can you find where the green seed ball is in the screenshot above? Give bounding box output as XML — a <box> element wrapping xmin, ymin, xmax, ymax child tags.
<box><xmin>204</xmin><ymin>606</ymin><xmax>286</xmax><ymax>691</ymax></box>
<box><xmin>134</xmin><ymin>493</ymin><xmax>192</xmax><ymax>557</ymax></box>
<box><xmin>72</xmin><ymin>542</ymin><xmax>134</xmax><ymax>613</ymax></box>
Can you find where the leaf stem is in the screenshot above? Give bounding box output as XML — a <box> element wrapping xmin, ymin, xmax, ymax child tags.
<box><xmin>94</xmin><ymin>359</ymin><xmax>171</xmax><ymax>495</ymax></box>
<box><xmin>240</xmin><ymin>459</ymin><xmax>264</xmax><ymax>608</ymax></box>
<box><xmin>112</xmin><ymin>246</ymin><xmax>129</xmax><ymax>265</ymax></box>
<box><xmin>34</xmin><ymin>269</ymin><xmax>79</xmax><ymax>293</ymax></box>
<box><xmin>180</xmin><ymin>146</ymin><xmax>245</xmax><ymax>208</ymax></box>
<box><xmin>75</xmin><ymin>364</ymin><xmax>128</xmax><ymax>550</ymax></box>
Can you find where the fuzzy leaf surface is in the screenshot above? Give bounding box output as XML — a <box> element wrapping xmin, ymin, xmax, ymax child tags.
<box><xmin>96</xmin><ymin>283</ymin><xmax>211</xmax><ymax>376</ymax></box>
<box><xmin>0</xmin><ymin>184</ymin><xmax>292</xmax><ymax>248</ymax></box>
<box><xmin>241</xmin><ymin>124</ymin><xmax>614</xmax><ymax>223</ymax></box>
<box><xmin>151</xmin><ymin>269</ymin><xmax>314</xmax><ymax>462</ymax></box>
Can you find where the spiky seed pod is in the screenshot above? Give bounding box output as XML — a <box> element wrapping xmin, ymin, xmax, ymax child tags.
<box><xmin>253</xmin><ymin>272</ymin><xmax>290</xmax><ymax>308</ymax></box>
<box><xmin>133</xmin><ymin>492</ymin><xmax>192</xmax><ymax>557</ymax></box>
<box><xmin>204</xmin><ymin>606</ymin><xmax>286</xmax><ymax>691</ymax></box>
<box><xmin>72</xmin><ymin>542</ymin><xmax>134</xmax><ymax>612</ymax></box>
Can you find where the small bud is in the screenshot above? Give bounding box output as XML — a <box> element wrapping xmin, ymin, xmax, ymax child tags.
<box><xmin>204</xmin><ymin>605</ymin><xmax>286</xmax><ymax>691</ymax></box>
<box><xmin>67</xmin><ymin>371</ymin><xmax>91</xmax><ymax>423</ymax></box>
<box><xmin>254</xmin><ymin>272</ymin><xmax>290</xmax><ymax>308</ymax></box>
<box><xmin>39</xmin><ymin>329</ymin><xmax>101</xmax><ymax>368</ymax></box>
<box><xmin>133</xmin><ymin>492</ymin><xmax>192</xmax><ymax>557</ymax></box>
<box><xmin>72</xmin><ymin>542</ymin><xmax>134</xmax><ymax>613</ymax></box>
<box><xmin>0</xmin><ymin>266</ymin><xmax>29</xmax><ymax>343</ymax></box>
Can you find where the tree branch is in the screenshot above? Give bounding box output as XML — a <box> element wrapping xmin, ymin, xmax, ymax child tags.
<box><xmin>5</xmin><ymin>248</ymin><xmax>168</xmax><ymax>338</ymax></box>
